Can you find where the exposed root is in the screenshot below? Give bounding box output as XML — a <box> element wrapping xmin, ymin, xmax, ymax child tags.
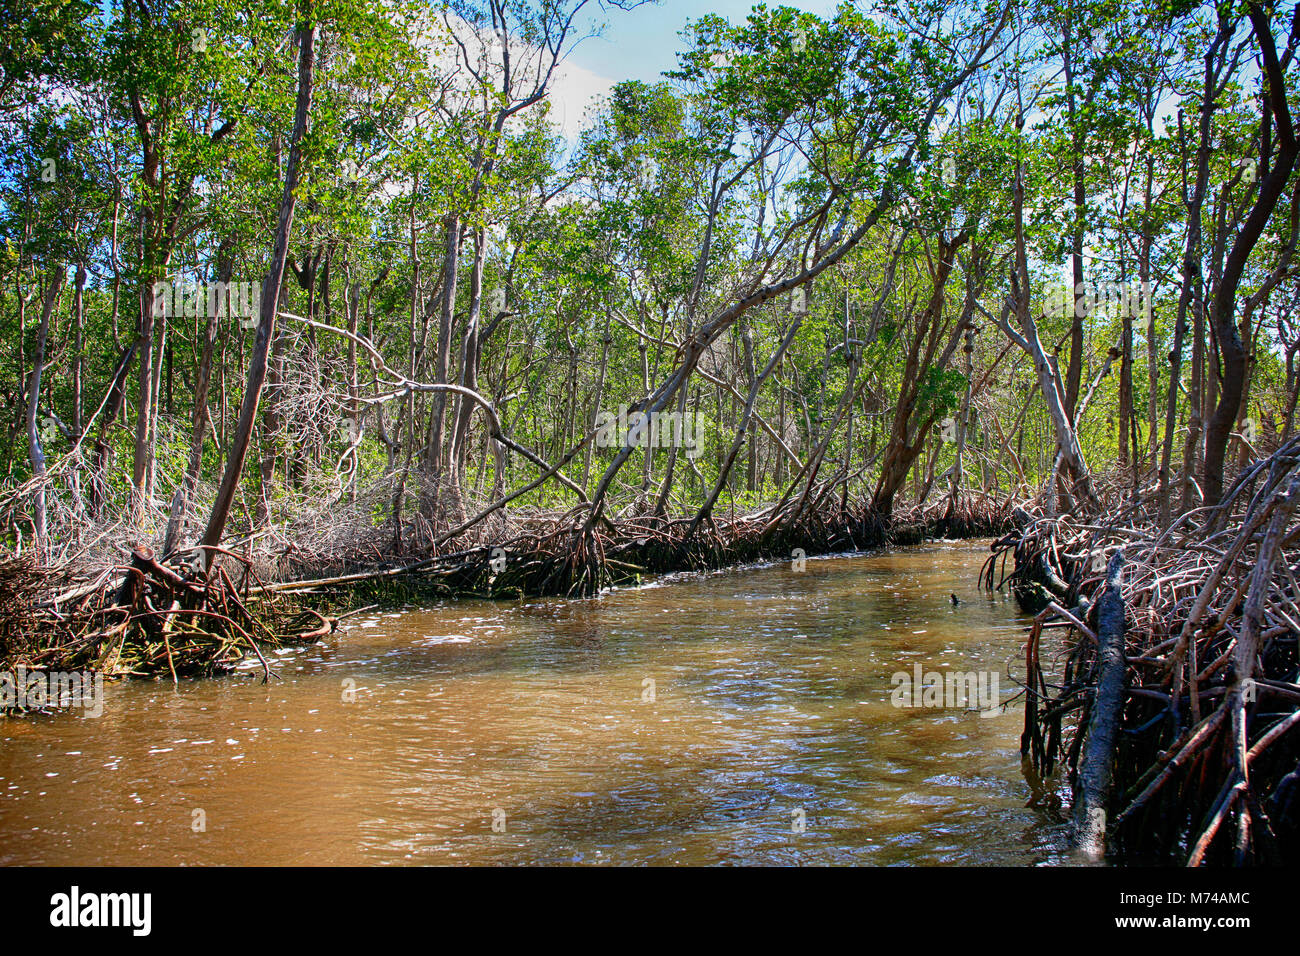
<box><xmin>3</xmin><ymin>547</ymin><xmax>336</xmax><ymax>681</ymax></box>
<box><xmin>267</xmin><ymin>496</ymin><xmax>1015</xmax><ymax>603</ymax></box>
<box><xmin>989</xmin><ymin>441</ymin><xmax>1300</xmax><ymax>865</ymax></box>
<box><xmin>1</xmin><ymin>496</ymin><xmax>1011</xmax><ymax>695</ymax></box>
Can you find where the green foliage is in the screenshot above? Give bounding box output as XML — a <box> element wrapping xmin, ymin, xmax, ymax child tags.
<box><xmin>1</xmin><ymin>0</ymin><xmax>1296</xmax><ymax>548</ymax></box>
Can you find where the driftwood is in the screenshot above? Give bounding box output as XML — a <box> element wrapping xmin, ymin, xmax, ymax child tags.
<box><xmin>1072</xmin><ymin>549</ymin><xmax>1127</xmax><ymax>861</ymax></box>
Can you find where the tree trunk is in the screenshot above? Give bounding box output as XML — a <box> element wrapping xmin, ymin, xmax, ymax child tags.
<box><xmin>449</xmin><ymin>225</ymin><xmax>488</xmax><ymax>516</ymax></box>
<box><xmin>946</xmin><ymin>324</ymin><xmax>976</xmax><ymax>518</ymax></box>
<box><xmin>199</xmin><ymin>16</ymin><xmax>316</xmax><ymax>568</ymax></box>
<box><xmin>1005</xmin><ymin>163</ymin><xmax>1098</xmax><ymax>512</ymax></box>
<box><xmin>163</xmin><ymin>249</ymin><xmax>229</xmax><ymax>555</ymax></box>
<box><xmin>425</xmin><ymin>213</ymin><xmax>460</xmax><ymax>492</ymax></box>
<box><xmin>26</xmin><ymin>267</ymin><xmax>66</xmax><ymax>556</ymax></box>
<box><xmin>872</xmin><ymin>232</ymin><xmax>969</xmax><ymax>516</ymax></box>
<box><xmin>1204</xmin><ymin>6</ymin><xmax>1298</xmax><ymax>506</ymax></box>
<box><xmin>1158</xmin><ymin>24</ymin><xmax>1231</xmax><ymax>524</ymax></box>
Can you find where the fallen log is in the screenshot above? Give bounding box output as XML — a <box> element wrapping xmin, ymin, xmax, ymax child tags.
<box><xmin>1072</xmin><ymin>549</ymin><xmax>1127</xmax><ymax>862</ymax></box>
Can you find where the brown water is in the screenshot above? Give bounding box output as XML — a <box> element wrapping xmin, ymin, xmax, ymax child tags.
<box><xmin>0</xmin><ymin>540</ymin><xmax>1071</xmax><ymax>866</ymax></box>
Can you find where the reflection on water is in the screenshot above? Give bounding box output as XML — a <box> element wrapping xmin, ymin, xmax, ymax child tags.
<box><xmin>0</xmin><ymin>540</ymin><xmax>1071</xmax><ymax>865</ymax></box>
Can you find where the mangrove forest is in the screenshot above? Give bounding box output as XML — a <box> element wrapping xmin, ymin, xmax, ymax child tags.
<box><xmin>2</xmin><ymin>0</ymin><xmax>1300</xmax><ymax>873</ymax></box>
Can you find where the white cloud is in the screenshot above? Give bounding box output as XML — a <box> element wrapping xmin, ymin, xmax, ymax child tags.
<box><xmin>408</xmin><ymin>9</ymin><xmax>618</xmax><ymax>146</ymax></box>
<box><xmin>544</xmin><ymin>58</ymin><xmax>618</xmax><ymax>141</ymax></box>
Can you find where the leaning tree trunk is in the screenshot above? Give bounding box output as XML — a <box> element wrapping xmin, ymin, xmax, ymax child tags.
<box><xmin>199</xmin><ymin>16</ymin><xmax>316</xmax><ymax>569</ymax></box>
<box><xmin>872</xmin><ymin>232</ymin><xmax>968</xmax><ymax>516</ymax></box>
<box><xmin>1006</xmin><ymin>162</ymin><xmax>1099</xmax><ymax>513</ymax></box>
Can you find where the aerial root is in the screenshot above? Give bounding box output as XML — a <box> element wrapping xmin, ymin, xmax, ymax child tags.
<box><xmin>992</xmin><ymin>442</ymin><xmax>1300</xmax><ymax>864</ymax></box>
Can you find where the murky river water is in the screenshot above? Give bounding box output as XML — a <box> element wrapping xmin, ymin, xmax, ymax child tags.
<box><xmin>1</xmin><ymin>540</ymin><xmax>1072</xmax><ymax>865</ymax></box>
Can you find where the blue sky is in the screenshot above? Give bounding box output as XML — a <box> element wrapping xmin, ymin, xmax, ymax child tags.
<box><xmin>572</xmin><ymin>0</ymin><xmax>842</xmax><ymax>81</ymax></box>
<box><xmin>568</xmin><ymin>0</ymin><xmax>841</xmax><ymax>82</ymax></box>
<box><xmin>547</xmin><ymin>0</ymin><xmax>841</xmax><ymax>137</ymax></box>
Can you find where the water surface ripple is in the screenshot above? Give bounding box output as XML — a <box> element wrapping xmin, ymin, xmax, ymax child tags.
<box><xmin>0</xmin><ymin>540</ymin><xmax>1071</xmax><ymax>865</ymax></box>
